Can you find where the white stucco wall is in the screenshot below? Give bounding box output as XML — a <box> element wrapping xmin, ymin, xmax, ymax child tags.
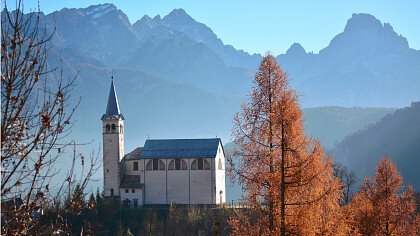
<box><xmin>124</xmin><ymin>160</ymin><xmax>142</xmax><ymax>176</ymax></box>
<box><xmin>120</xmin><ymin>187</ymin><xmax>143</xmax><ymax>207</ymax></box>
<box><xmin>144</xmin><ymin>159</ymin><xmax>167</xmax><ymax>204</ymax></box>
<box><xmin>167</xmin><ymin>166</ymin><xmax>189</xmax><ymax>204</ymax></box>
<box><xmin>190</xmin><ymin>158</ymin><xmax>213</xmax><ymax>204</ymax></box>
<box><xmin>215</xmin><ymin>143</ymin><xmax>226</xmax><ymax>204</ymax></box>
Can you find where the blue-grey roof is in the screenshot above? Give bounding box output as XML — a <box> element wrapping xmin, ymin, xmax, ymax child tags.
<box><xmin>123</xmin><ymin>147</ymin><xmax>142</xmax><ymax>161</ymax></box>
<box><xmin>120</xmin><ymin>175</ymin><xmax>142</xmax><ymax>188</ymax></box>
<box><xmin>139</xmin><ymin>138</ymin><xmax>221</xmax><ymax>159</ymax></box>
<box><xmin>104</xmin><ymin>79</ymin><xmax>121</xmax><ymax>117</ymax></box>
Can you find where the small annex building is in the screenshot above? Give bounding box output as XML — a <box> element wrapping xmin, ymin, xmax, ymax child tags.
<box><xmin>101</xmin><ymin>78</ymin><xmax>226</xmax><ymax>207</ymax></box>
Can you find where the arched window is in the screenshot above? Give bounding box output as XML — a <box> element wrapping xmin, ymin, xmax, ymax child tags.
<box><xmin>146</xmin><ymin>159</ymin><xmax>165</xmax><ymax>171</ymax></box>
<box><xmin>191</xmin><ymin>159</ymin><xmax>197</xmax><ymax>170</ymax></box>
<box><xmin>169</xmin><ymin>159</ymin><xmax>188</xmax><ymax>170</ymax></box>
<box><xmin>105</xmin><ymin>124</ymin><xmax>110</xmax><ymax>132</ymax></box>
<box><xmin>204</xmin><ymin>159</ymin><xmax>210</xmax><ymax>170</ymax></box>
<box><xmin>182</xmin><ymin>160</ymin><xmax>187</xmax><ymax>170</ymax></box>
<box><xmin>159</xmin><ymin>160</ymin><xmax>165</xmax><ymax>170</ymax></box>
<box><xmin>111</xmin><ymin>123</ymin><xmax>116</xmax><ymax>131</ymax></box>
<box><xmin>168</xmin><ymin>160</ymin><xmax>175</xmax><ymax>170</ymax></box>
<box><xmin>191</xmin><ymin>158</ymin><xmax>210</xmax><ymax>170</ymax></box>
<box><xmin>218</xmin><ymin>158</ymin><xmax>223</xmax><ymax>170</ymax></box>
<box><xmin>120</xmin><ymin>125</ymin><xmax>124</xmax><ymax>133</ymax></box>
<box><xmin>146</xmin><ymin>160</ymin><xmax>152</xmax><ymax>170</ymax></box>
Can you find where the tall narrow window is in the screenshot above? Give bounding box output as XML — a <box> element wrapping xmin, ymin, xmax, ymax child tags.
<box><xmin>111</xmin><ymin>123</ymin><xmax>116</xmax><ymax>131</ymax></box>
<box><xmin>105</xmin><ymin>124</ymin><xmax>110</xmax><ymax>132</ymax></box>
<box><xmin>133</xmin><ymin>161</ymin><xmax>138</xmax><ymax>171</ymax></box>
<box><xmin>198</xmin><ymin>158</ymin><xmax>204</xmax><ymax>170</ymax></box>
<box><xmin>153</xmin><ymin>159</ymin><xmax>158</xmax><ymax>170</ymax></box>
<box><xmin>218</xmin><ymin>159</ymin><xmax>223</xmax><ymax>170</ymax></box>
<box><xmin>175</xmin><ymin>159</ymin><xmax>181</xmax><ymax>170</ymax></box>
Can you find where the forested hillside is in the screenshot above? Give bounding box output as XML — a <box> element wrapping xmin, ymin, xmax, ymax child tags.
<box><xmin>333</xmin><ymin>102</ymin><xmax>420</xmax><ymax>190</ymax></box>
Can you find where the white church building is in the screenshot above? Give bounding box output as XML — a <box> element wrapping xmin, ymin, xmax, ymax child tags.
<box><xmin>101</xmin><ymin>78</ymin><xmax>226</xmax><ymax>207</ymax></box>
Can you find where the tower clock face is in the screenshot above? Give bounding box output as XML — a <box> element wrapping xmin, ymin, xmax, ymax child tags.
<box><xmin>107</xmin><ymin>138</ymin><xmax>112</xmax><ymax>143</ymax></box>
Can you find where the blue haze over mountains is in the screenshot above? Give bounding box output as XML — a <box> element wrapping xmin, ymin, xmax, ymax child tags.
<box><xmin>42</xmin><ymin>4</ymin><xmax>418</xmax><ymax>146</ymax></box>
<box><xmin>5</xmin><ymin>4</ymin><xmax>419</xmax><ymax>199</ymax></box>
<box><xmin>48</xmin><ymin>4</ymin><xmax>420</xmax><ymax>107</ymax></box>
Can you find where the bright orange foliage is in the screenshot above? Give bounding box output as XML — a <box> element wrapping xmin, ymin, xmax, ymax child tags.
<box><xmin>350</xmin><ymin>157</ymin><xmax>419</xmax><ymax>235</ymax></box>
<box><xmin>228</xmin><ymin>54</ymin><xmax>344</xmax><ymax>235</ymax></box>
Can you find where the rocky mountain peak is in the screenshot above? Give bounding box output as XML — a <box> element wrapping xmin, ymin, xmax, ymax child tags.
<box><xmin>321</xmin><ymin>13</ymin><xmax>409</xmax><ymax>57</ymax></box>
<box><xmin>286</xmin><ymin>43</ymin><xmax>306</xmax><ymax>56</ymax></box>
<box><xmin>344</xmin><ymin>13</ymin><xmax>382</xmax><ymax>34</ymax></box>
<box><xmin>133</xmin><ymin>15</ymin><xmax>161</xmax><ymax>36</ymax></box>
<box><xmin>166</xmin><ymin>8</ymin><xmax>190</xmax><ymax>19</ymax></box>
<box><xmin>82</xmin><ymin>3</ymin><xmax>116</xmax><ymax>18</ymax></box>
<box><xmin>162</xmin><ymin>8</ymin><xmax>195</xmax><ymax>28</ymax></box>
<box><xmin>153</xmin><ymin>15</ymin><xmax>162</xmax><ymax>22</ymax></box>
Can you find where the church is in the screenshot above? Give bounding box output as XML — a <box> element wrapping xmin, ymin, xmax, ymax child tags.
<box><xmin>101</xmin><ymin>78</ymin><xmax>226</xmax><ymax>207</ymax></box>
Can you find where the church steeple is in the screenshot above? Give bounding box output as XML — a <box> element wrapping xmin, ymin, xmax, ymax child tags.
<box><xmin>102</xmin><ymin>77</ymin><xmax>124</xmax><ymax>120</ymax></box>
<box><xmin>101</xmin><ymin>76</ymin><xmax>125</xmax><ymax>197</ymax></box>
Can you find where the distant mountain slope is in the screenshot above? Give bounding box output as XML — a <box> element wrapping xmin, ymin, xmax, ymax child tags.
<box><xmin>304</xmin><ymin>107</ymin><xmax>396</xmax><ymax>149</ymax></box>
<box><xmin>50</xmin><ymin>3</ymin><xmax>138</xmax><ymax>66</ymax></box>
<box><xmin>332</xmin><ymin>102</ymin><xmax>420</xmax><ymax>190</ymax></box>
<box><xmin>159</xmin><ymin>8</ymin><xmax>261</xmax><ymax>69</ymax></box>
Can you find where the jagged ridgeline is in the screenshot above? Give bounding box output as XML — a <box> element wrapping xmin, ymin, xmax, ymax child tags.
<box><xmin>11</xmin><ymin>5</ymin><xmax>419</xmax><ymax>106</ymax></box>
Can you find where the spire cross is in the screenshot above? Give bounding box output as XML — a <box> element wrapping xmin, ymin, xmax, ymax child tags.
<box><xmin>110</xmin><ymin>69</ymin><xmax>115</xmax><ymax>80</ymax></box>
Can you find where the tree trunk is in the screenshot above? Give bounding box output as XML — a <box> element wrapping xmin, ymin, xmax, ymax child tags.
<box><xmin>280</xmin><ymin>120</ymin><xmax>286</xmax><ymax>236</ymax></box>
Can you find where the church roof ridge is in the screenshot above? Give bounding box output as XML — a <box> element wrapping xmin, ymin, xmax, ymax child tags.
<box><xmin>139</xmin><ymin>138</ymin><xmax>222</xmax><ymax>159</ymax></box>
<box><xmin>146</xmin><ymin>138</ymin><xmax>221</xmax><ymax>142</ymax></box>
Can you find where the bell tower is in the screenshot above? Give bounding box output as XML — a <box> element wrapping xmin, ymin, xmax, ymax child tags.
<box><xmin>101</xmin><ymin>77</ymin><xmax>124</xmax><ymax>197</ymax></box>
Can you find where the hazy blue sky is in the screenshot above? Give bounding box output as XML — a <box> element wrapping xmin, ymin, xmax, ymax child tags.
<box><xmin>14</xmin><ymin>0</ymin><xmax>420</xmax><ymax>55</ymax></box>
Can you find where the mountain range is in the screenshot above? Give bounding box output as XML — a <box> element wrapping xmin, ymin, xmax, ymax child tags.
<box><xmin>20</xmin><ymin>4</ymin><xmax>416</xmax><ymax>147</ymax></box>
<box><xmin>3</xmin><ymin>4</ymin><xmax>419</xmax><ymax>199</ymax></box>
<box><xmin>41</xmin><ymin>4</ymin><xmax>420</xmax><ymax>107</ymax></box>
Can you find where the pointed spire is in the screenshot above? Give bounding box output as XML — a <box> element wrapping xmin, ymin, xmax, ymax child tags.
<box><xmin>103</xmin><ymin>76</ymin><xmax>122</xmax><ymax>118</ymax></box>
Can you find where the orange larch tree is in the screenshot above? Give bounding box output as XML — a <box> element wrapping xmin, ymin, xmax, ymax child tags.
<box><xmin>228</xmin><ymin>54</ymin><xmax>344</xmax><ymax>235</ymax></box>
<box><xmin>351</xmin><ymin>157</ymin><xmax>420</xmax><ymax>235</ymax></box>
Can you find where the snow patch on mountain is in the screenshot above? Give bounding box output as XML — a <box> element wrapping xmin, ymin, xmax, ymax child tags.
<box><xmin>83</xmin><ymin>3</ymin><xmax>116</xmax><ymax>24</ymax></box>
